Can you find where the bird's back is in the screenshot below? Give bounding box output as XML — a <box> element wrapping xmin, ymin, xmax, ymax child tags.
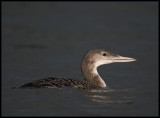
<box><xmin>19</xmin><ymin>77</ymin><xmax>100</xmax><ymax>89</ymax></box>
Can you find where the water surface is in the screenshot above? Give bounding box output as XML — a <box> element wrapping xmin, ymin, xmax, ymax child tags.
<box><xmin>2</xmin><ymin>2</ymin><xmax>158</xmax><ymax>116</ymax></box>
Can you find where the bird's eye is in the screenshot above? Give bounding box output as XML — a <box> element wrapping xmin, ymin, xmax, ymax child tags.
<box><xmin>103</xmin><ymin>53</ymin><xmax>107</xmax><ymax>56</ymax></box>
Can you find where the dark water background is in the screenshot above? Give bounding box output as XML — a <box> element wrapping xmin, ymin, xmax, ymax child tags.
<box><xmin>2</xmin><ymin>2</ymin><xmax>158</xmax><ymax>116</ymax></box>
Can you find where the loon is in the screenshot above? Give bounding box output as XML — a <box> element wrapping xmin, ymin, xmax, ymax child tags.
<box><xmin>19</xmin><ymin>49</ymin><xmax>136</xmax><ymax>89</ymax></box>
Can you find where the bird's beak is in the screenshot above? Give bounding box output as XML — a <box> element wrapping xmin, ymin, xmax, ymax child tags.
<box><xmin>112</xmin><ymin>55</ymin><xmax>136</xmax><ymax>63</ymax></box>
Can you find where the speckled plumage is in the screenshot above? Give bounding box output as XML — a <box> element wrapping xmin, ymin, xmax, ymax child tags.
<box><xmin>19</xmin><ymin>77</ymin><xmax>100</xmax><ymax>89</ymax></box>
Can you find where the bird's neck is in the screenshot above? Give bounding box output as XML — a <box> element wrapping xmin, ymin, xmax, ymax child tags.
<box><xmin>81</xmin><ymin>59</ymin><xmax>106</xmax><ymax>88</ymax></box>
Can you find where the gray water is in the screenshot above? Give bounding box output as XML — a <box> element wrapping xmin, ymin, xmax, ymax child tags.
<box><xmin>2</xmin><ymin>2</ymin><xmax>158</xmax><ymax>116</ymax></box>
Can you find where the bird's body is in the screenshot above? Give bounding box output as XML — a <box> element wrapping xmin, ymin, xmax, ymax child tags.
<box><xmin>20</xmin><ymin>77</ymin><xmax>100</xmax><ymax>89</ymax></box>
<box><xmin>19</xmin><ymin>49</ymin><xmax>136</xmax><ymax>89</ymax></box>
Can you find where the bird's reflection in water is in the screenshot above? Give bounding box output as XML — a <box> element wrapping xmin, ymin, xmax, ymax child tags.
<box><xmin>83</xmin><ymin>88</ymin><xmax>135</xmax><ymax>105</ymax></box>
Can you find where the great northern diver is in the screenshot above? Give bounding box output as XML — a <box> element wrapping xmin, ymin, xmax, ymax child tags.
<box><xmin>19</xmin><ymin>49</ymin><xmax>136</xmax><ymax>89</ymax></box>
